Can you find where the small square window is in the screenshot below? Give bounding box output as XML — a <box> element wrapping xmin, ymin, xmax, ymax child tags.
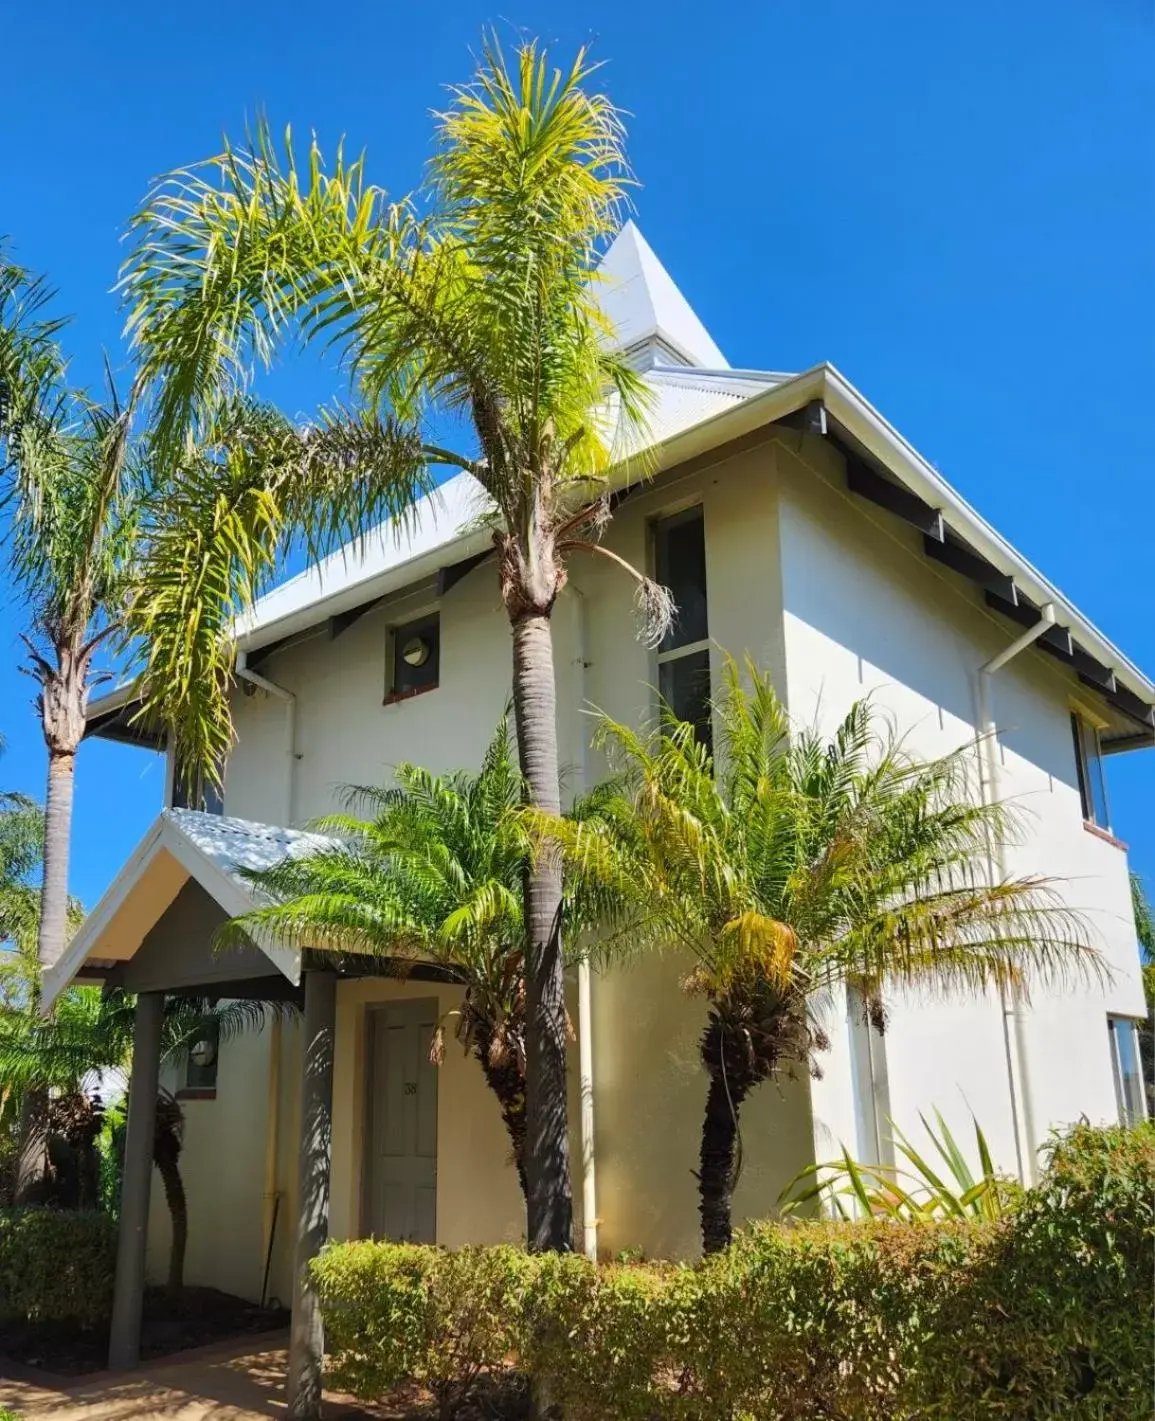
<box><xmin>1071</xmin><ymin>712</ymin><xmax>1110</xmax><ymax>828</ymax></box>
<box><xmin>1108</xmin><ymin>1016</ymin><xmax>1146</xmax><ymax>1126</ymax></box>
<box><xmin>388</xmin><ymin>615</ymin><xmax>440</xmax><ymax>701</ymax></box>
<box><xmin>184</xmin><ymin>1020</ymin><xmax>219</xmax><ymax>1095</ymax></box>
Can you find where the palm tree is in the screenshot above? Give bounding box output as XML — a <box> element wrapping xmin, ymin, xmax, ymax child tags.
<box><xmin>220</xmin><ymin>717</ymin><xmax>604</xmax><ymax>1209</ymax></box>
<box><xmin>557</xmin><ymin>660</ymin><xmax>1099</xmax><ymax>1252</ymax></box>
<box><xmin>121</xmin><ymin>38</ymin><xmax>666</xmax><ymax>1249</ymax></box>
<box><xmin>0</xmin><ymin>256</ymin><xmax>139</xmax><ymax>973</ymax></box>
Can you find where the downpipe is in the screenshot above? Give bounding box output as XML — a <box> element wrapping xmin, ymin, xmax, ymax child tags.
<box><xmin>567</xmin><ymin>585</ymin><xmax>599</xmax><ymax>1261</ymax></box>
<box><xmin>236</xmin><ymin>650</ymin><xmax>298</xmax><ymax>826</ymax></box>
<box><xmin>975</xmin><ymin>602</ymin><xmax>1055</xmax><ymax>1187</ymax></box>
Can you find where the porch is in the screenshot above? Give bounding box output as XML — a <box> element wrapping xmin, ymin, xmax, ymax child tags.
<box><xmin>40</xmin><ymin>809</ymin><xmax>487</xmax><ymax>1420</ymax></box>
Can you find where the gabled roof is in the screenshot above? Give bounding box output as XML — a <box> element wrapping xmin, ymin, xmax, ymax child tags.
<box><xmin>42</xmin><ymin>810</ymin><xmax>335</xmax><ymax>1011</ymax></box>
<box><xmin>84</xmin><ymin>227</ymin><xmax>1155</xmax><ymax>745</ymax></box>
<box><xmin>597</xmin><ymin>220</ymin><xmax>729</xmax><ymax>369</ymax></box>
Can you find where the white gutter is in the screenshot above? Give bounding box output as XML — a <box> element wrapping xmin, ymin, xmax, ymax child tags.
<box><xmin>975</xmin><ymin>602</ymin><xmax>1056</xmax><ymax>1186</ymax></box>
<box><xmin>235</xmin><ymin>651</ymin><xmax>298</xmax><ymax>826</ymax></box>
<box><xmin>568</xmin><ymin>585</ymin><xmax>599</xmax><ymax>1260</ymax></box>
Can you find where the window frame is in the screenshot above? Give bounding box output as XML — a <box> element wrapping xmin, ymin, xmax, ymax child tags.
<box><xmin>385</xmin><ymin>611</ymin><xmax>441</xmax><ymax>705</ymax></box>
<box><xmin>1107</xmin><ymin>1015</ymin><xmax>1146</xmax><ymax>1126</ymax></box>
<box><xmin>1070</xmin><ymin>708</ymin><xmax>1110</xmax><ymax>830</ymax></box>
<box><xmin>652</xmin><ymin>504</ymin><xmax>712</xmax><ymax>749</ymax></box>
<box><xmin>179</xmin><ymin>1019</ymin><xmax>220</xmax><ymax>1100</ymax></box>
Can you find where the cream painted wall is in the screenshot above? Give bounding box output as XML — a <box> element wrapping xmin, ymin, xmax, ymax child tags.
<box><xmin>145</xmin><ymin>1020</ymin><xmax>283</xmax><ymax>1301</ymax></box>
<box><xmin>774</xmin><ymin>431</ymin><xmax>1146</xmax><ymax>1180</ymax></box>
<box><xmin>168</xmin><ymin>424</ymin><xmax>1146</xmax><ymax>1291</ymax></box>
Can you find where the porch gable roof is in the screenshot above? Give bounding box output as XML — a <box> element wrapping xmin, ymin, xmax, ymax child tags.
<box><xmin>42</xmin><ymin>809</ymin><xmax>334</xmax><ymax>1011</ymax></box>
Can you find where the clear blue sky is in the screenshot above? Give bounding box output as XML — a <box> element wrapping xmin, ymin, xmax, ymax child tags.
<box><xmin>2</xmin><ymin>0</ymin><xmax>1152</xmax><ymax>909</ymax></box>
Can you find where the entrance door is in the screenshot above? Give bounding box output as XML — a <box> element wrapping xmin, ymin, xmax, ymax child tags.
<box><xmin>363</xmin><ymin>999</ymin><xmax>439</xmax><ymax>1242</ymax></box>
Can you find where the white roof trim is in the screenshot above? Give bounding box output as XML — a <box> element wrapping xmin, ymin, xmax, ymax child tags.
<box><xmin>40</xmin><ymin>810</ymin><xmax>333</xmax><ymax>1011</ymax></box>
<box><xmin>84</xmin><ymin>363</ymin><xmax>1154</xmax><ymax>729</ymax></box>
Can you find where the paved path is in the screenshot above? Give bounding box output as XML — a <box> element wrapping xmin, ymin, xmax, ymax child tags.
<box><xmin>0</xmin><ymin>1336</ymin><xmax>397</xmax><ymax>1421</ymax></box>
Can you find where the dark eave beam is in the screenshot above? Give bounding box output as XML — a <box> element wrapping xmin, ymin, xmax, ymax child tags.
<box><xmin>328</xmin><ymin>596</ymin><xmax>385</xmax><ymax>640</ymax></box>
<box><xmin>1103</xmin><ymin>732</ymin><xmax>1155</xmax><ymax>756</ymax></box>
<box><xmin>436</xmin><ymin>548</ymin><xmax>493</xmax><ymax>597</ymax></box>
<box><xmin>924</xmin><ymin>533</ymin><xmax>1017</xmax><ymax>603</ymax></box>
<box><xmin>844</xmin><ymin>455</ymin><xmax>945</xmax><ymax>542</ymax></box>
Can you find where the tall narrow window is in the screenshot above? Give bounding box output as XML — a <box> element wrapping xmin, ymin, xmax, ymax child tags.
<box><xmin>1071</xmin><ymin>711</ymin><xmax>1110</xmax><ymax>828</ymax></box>
<box><xmin>654</xmin><ymin>507</ymin><xmax>711</xmax><ymax>750</ymax></box>
<box><xmin>1108</xmin><ymin>1016</ymin><xmax>1146</xmax><ymax>1125</ymax></box>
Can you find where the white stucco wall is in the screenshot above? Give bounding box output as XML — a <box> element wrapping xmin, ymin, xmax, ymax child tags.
<box><xmin>774</xmin><ymin>431</ymin><xmax>1145</xmax><ymax>1180</ymax></box>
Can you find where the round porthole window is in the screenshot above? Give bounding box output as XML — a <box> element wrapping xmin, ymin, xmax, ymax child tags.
<box><xmin>189</xmin><ymin>1038</ymin><xmax>217</xmax><ymax>1069</ymax></box>
<box><xmin>401</xmin><ymin>636</ymin><xmax>430</xmax><ymax>669</ymax></box>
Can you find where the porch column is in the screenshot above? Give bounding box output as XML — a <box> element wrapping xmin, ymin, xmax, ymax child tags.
<box><xmin>108</xmin><ymin>990</ymin><xmax>164</xmax><ymax>1371</ymax></box>
<box><xmin>287</xmin><ymin>969</ymin><xmax>337</xmax><ymax>1421</ymax></box>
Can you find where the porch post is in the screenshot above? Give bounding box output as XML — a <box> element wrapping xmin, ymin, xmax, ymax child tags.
<box><xmin>108</xmin><ymin>989</ymin><xmax>164</xmax><ymax>1371</ymax></box>
<box><xmin>287</xmin><ymin>968</ymin><xmax>337</xmax><ymax>1421</ymax></box>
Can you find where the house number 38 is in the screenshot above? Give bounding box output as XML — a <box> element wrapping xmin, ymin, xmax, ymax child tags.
<box><xmin>403</xmin><ymin>1082</ymin><xmax>418</xmax><ymax>1095</ymax></box>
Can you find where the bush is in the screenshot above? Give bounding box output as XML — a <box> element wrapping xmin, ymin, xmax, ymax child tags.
<box><xmin>314</xmin><ymin>1123</ymin><xmax>1155</xmax><ymax>1419</ymax></box>
<box><xmin>0</xmin><ymin>1208</ymin><xmax>116</xmax><ymax>1326</ymax></box>
<box><xmin>313</xmin><ymin>1242</ymin><xmax>529</xmax><ymax>1419</ymax></box>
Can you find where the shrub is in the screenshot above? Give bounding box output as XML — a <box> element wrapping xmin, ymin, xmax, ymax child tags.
<box><xmin>314</xmin><ymin>1122</ymin><xmax>1155</xmax><ymax>1419</ymax></box>
<box><xmin>312</xmin><ymin>1242</ymin><xmax>529</xmax><ymax>1419</ymax></box>
<box><xmin>0</xmin><ymin>1208</ymin><xmax>116</xmax><ymax>1326</ymax></box>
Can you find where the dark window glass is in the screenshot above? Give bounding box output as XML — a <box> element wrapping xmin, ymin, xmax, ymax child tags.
<box><xmin>391</xmin><ymin>615</ymin><xmax>440</xmax><ymax>698</ymax></box>
<box><xmin>659</xmin><ymin>647</ymin><xmax>712</xmax><ymax>753</ymax></box>
<box><xmin>654</xmin><ymin>508</ymin><xmax>708</xmax><ymax>651</ymax></box>
<box><xmin>1071</xmin><ymin>713</ymin><xmax>1109</xmax><ymax>828</ymax></box>
<box><xmin>171</xmin><ymin>763</ymin><xmax>224</xmax><ymax>815</ymax></box>
<box><xmin>1108</xmin><ymin>1017</ymin><xmax>1145</xmax><ymax>1125</ymax></box>
<box><xmin>185</xmin><ymin>1019</ymin><xmax>219</xmax><ymax>1093</ymax></box>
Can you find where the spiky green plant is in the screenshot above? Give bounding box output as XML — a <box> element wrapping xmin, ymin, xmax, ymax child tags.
<box><xmin>551</xmin><ymin>658</ymin><xmax>1099</xmax><ymax>1252</ymax></box>
<box><xmin>220</xmin><ymin>718</ymin><xmax>610</xmax><ymax>1208</ymax></box>
<box><xmin>780</xmin><ymin>1110</ymin><xmax>1020</xmax><ymax>1222</ymax></box>
<box><xmin>121</xmin><ymin>37</ymin><xmax>665</xmax><ymax>1249</ymax></box>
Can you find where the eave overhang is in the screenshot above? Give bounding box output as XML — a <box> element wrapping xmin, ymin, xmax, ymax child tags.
<box><xmin>84</xmin><ymin>363</ymin><xmax>1155</xmax><ymax>750</ymax></box>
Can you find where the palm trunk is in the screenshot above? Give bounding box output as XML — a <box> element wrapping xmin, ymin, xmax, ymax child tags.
<box><xmin>698</xmin><ymin>1020</ymin><xmax>754</xmax><ymax>1255</ymax></box>
<box><xmin>472</xmin><ymin>1027</ymin><xmax>529</xmax><ymax>1203</ymax></box>
<box><xmin>38</xmin><ymin>748</ymin><xmax>76</xmax><ymax>970</ymax></box>
<box><xmin>510</xmin><ymin>610</ymin><xmax>573</xmax><ymax>1252</ymax></box>
<box><xmin>155</xmin><ymin>1146</ymin><xmax>188</xmax><ymax>1295</ymax></box>
<box><xmin>13</xmin><ymin>1093</ymin><xmax>48</xmax><ymax>1204</ymax></box>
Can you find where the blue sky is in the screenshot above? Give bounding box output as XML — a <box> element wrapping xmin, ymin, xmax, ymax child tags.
<box><xmin>2</xmin><ymin>0</ymin><xmax>1152</xmax><ymax>909</ymax></box>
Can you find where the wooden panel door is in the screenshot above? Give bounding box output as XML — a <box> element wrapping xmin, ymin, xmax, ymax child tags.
<box><xmin>364</xmin><ymin>999</ymin><xmax>438</xmax><ymax>1242</ymax></box>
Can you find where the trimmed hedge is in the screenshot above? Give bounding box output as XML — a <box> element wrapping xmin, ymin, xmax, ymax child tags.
<box><xmin>0</xmin><ymin>1208</ymin><xmax>117</xmax><ymax>1326</ymax></box>
<box><xmin>314</xmin><ymin>1122</ymin><xmax>1155</xmax><ymax>1419</ymax></box>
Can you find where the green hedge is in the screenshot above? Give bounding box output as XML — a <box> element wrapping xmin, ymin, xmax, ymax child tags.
<box><xmin>0</xmin><ymin>1208</ymin><xmax>117</xmax><ymax>1326</ymax></box>
<box><xmin>314</xmin><ymin>1122</ymin><xmax>1155</xmax><ymax>1419</ymax></box>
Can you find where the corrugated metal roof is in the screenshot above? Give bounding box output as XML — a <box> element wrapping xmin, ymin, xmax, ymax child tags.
<box><xmin>164</xmin><ymin>808</ymin><xmax>336</xmax><ymax>883</ymax></box>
